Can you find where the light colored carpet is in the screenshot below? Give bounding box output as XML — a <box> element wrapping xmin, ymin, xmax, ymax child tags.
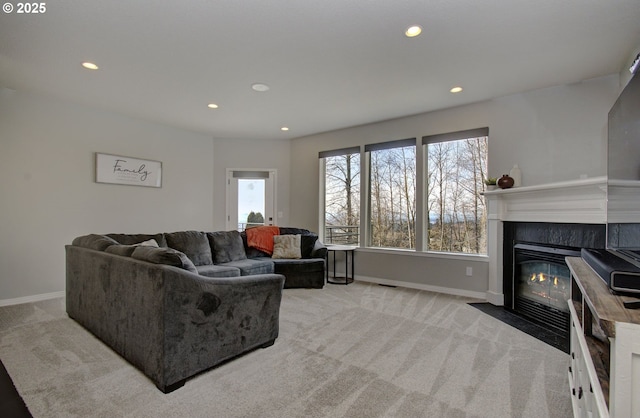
<box><xmin>0</xmin><ymin>282</ymin><xmax>572</xmax><ymax>417</ymax></box>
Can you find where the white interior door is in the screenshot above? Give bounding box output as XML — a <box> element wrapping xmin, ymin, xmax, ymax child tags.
<box><xmin>226</xmin><ymin>169</ymin><xmax>276</xmax><ymax>231</ymax></box>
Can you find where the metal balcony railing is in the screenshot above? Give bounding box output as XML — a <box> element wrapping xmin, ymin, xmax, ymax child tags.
<box><xmin>237</xmin><ymin>222</ymin><xmax>265</xmax><ymax>231</ymax></box>
<box><xmin>325</xmin><ymin>225</ymin><xmax>359</xmax><ymax>245</ymax></box>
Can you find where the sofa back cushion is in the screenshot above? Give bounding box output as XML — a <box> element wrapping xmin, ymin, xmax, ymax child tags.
<box><xmin>72</xmin><ymin>234</ymin><xmax>120</xmax><ymax>251</ymax></box>
<box><xmin>278</xmin><ymin>227</ymin><xmax>311</xmax><ymax>235</ymax></box>
<box><xmin>131</xmin><ymin>246</ymin><xmax>198</xmax><ymax>273</ymax></box>
<box><xmin>207</xmin><ymin>231</ymin><xmax>247</xmax><ymax>264</ymax></box>
<box><xmin>106</xmin><ymin>233</ymin><xmax>167</xmax><ymax>248</ymax></box>
<box><xmin>276</xmin><ymin>228</ymin><xmax>320</xmax><ymax>258</ymax></box>
<box><xmin>240</xmin><ymin>231</ymin><xmax>271</xmax><ymax>258</ymax></box>
<box><xmin>165</xmin><ymin>231</ymin><xmax>213</xmax><ymax>266</ymax></box>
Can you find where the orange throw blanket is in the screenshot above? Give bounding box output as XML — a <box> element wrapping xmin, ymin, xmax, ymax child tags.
<box><xmin>246</xmin><ymin>226</ymin><xmax>280</xmax><ymax>255</ymax></box>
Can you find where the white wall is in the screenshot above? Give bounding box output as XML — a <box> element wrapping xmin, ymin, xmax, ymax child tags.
<box><xmin>0</xmin><ymin>74</ymin><xmax>622</xmax><ymax>301</ymax></box>
<box><xmin>212</xmin><ymin>138</ymin><xmax>291</xmax><ymax>231</ymax></box>
<box><xmin>289</xmin><ymin>75</ymin><xmax>620</xmax><ymax>296</ymax></box>
<box><xmin>0</xmin><ymin>90</ymin><xmax>215</xmax><ymax>301</ymax></box>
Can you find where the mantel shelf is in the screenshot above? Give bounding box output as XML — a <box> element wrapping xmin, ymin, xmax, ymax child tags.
<box><xmin>483</xmin><ymin>176</ymin><xmax>607</xmax><ymax>196</ymax></box>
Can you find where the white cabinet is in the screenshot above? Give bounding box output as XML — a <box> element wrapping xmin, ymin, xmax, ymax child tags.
<box><xmin>567</xmin><ymin>257</ymin><xmax>640</xmax><ymax>418</ymax></box>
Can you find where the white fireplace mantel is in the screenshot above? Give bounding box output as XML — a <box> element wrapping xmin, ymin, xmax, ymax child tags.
<box><xmin>484</xmin><ymin>176</ymin><xmax>607</xmax><ymax>305</ymax></box>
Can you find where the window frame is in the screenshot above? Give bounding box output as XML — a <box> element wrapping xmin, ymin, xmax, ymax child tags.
<box><xmin>365</xmin><ymin>138</ymin><xmax>417</xmax><ymax>249</ymax></box>
<box><xmin>422</xmin><ymin>127</ymin><xmax>489</xmax><ymax>255</ymax></box>
<box><xmin>318</xmin><ymin>127</ymin><xmax>488</xmax><ymax>257</ymax></box>
<box><xmin>319</xmin><ymin>146</ymin><xmax>361</xmax><ymax>245</ymax></box>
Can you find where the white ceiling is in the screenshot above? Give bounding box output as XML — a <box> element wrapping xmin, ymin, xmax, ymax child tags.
<box><xmin>1</xmin><ymin>0</ymin><xmax>639</xmax><ymax>140</ymax></box>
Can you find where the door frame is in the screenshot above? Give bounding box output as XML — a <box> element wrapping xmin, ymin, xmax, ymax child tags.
<box><xmin>226</xmin><ymin>168</ymin><xmax>277</xmax><ymax>231</ymax></box>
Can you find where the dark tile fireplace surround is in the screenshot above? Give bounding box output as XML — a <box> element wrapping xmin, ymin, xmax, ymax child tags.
<box><xmin>501</xmin><ymin>222</ymin><xmax>606</xmax><ymax>352</ymax></box>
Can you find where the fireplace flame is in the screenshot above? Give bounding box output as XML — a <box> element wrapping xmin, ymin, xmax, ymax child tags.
<box><xmin>529</xmin><ymin>273</ymin><xmax>547</xmax><ymax>282</ymax></box>
<box><xmin>528</xmin><ymin>273</ymin><xmax>562</xmax><ymax>286</ymax></box>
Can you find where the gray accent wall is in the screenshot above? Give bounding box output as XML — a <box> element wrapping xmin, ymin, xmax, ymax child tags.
<box><xmin>289</xmin><ymin>75</ymin><xmax>619</xmax><ymax>295</ymax></box>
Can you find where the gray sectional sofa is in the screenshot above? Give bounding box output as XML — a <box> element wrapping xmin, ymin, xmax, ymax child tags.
<box><xmin>65</xmin><ymin>227</ymin><xmax>326</xmax><ymax>392</ymax></box>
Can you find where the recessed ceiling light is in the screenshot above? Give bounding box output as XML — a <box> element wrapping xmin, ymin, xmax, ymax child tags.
<box><xmin>207</xmin><ymin>103</ymin><xmax>219</xmax><ymax>109</ymax></box>
<box><xmin>251</xmin><ymin>83</ymin><xmax>270</xmax><ymax>92</ymax></box>
<box><xmin>280</xmin><ymin>127</ymin><xmax>289</xmax><ymax>131</ymax></box>
<box><xmin>405</xmin><ymin>25</ymin><xmax>422</xmax><ymax>38</ymax></box>
<box><xmin>450</xmin><ymin>86</ymin><xmax>463</xmax><ymax>93</ymax></box>
<box><xmin>81</xmin><ymin>62</ymin><xmax>99</xmax><ymax>70</ymax></box>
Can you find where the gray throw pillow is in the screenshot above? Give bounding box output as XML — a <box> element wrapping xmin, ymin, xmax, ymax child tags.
<box><xmin>106</xmin><ymin>233</ymin><xmax>167</xmax><ymax>247</ymax></box>
<box><xmin>72</xmin><ymin>234</ymin><xmax>120</xmax><ymax>251</ymax></box>
<box><xmin>131</xmin><ymin>246</ymin><xmax>198</xmax><ymax>273</ymax></box>
<box><xmin>207</xmin><ymin>231</ymin><xmax>247</xmax><ymax>264</ymax></box>
<box><xmin>105</xmin><ymin>244</ymin><xmax>137</xmax><ymax>257</ymax></box>
<box><xmin>104</xmin><ymin>239</ymin><xmax>159</xmax><ymax>257</ymax></box>
<box><xmin>165</xmin><ymin>231</ymin><xmax>213</xmax><ymax>266</ymax></box>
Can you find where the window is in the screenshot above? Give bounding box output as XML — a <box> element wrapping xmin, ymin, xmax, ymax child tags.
<box><xmin>320</xmin><ymin>147</ymin><xmax>360</xmax><ymax>245</ymax></box>
<box><xmin>365</xmin><ymin>138</ymin><xmax>416</xmax><ymax>249</ymax></box>
<box><xmin>318</xmin><ymin>127</ymin><xmax>488</xmax><ymax>256</ymax></box>
<box><xmin>423</xmin><ymin>128</ymin><xmax>488</xmax><ymax>254</ymax></box>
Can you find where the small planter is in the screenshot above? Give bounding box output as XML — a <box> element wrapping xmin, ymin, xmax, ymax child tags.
<box><xmin>484</xmin><ymin>177</ymin><xmax>498</xmax><ymax>191</ymax></box>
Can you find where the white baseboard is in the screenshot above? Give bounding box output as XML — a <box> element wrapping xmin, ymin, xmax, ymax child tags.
<box><xmin>355</xmin><ymin>275</ymin><xmax>487</xmax><ymax>300</ymax></box>
<box><xmin>0</xmin><ymin>291</ymin><xmax>65</xmax><ymax>307</ymax></box>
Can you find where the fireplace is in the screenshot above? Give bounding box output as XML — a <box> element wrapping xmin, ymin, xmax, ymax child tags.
<box><xmin>502</xmin><ymin>222</ymin><xmax>606</xmax><ymax>351</ymax></box>
<box><xmin>512</xmin><ymin>243</ymin><xmax>580</xmax><ymax>334</ymax></box>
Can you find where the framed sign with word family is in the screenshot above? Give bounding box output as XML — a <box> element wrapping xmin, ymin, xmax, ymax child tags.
<box><xmin>95</xmin><ymin>153</ymin><xmax>162</xmax><ymax>188</ymax></box>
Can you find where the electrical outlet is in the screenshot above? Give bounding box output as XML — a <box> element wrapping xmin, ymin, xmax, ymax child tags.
<box><xmin>466</xmin><ymin>267</ymin><xmax>473</xmax><ymax>276</ymax></box>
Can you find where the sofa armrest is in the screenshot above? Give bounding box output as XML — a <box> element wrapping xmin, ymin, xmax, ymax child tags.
<box><xmin>160</xmin><ymin>270</ymin><xmax>285</xmax><ymax>386</ymax></box>
<box><xmin>310</xmin><ymin>239</ymin><xmax>328</xmax><ymax>259</ymax></box>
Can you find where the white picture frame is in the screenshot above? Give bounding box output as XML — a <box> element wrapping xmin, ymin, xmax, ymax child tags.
<box><xmin>95</xmin><ymin>153</ymin><xmax>162</xmax><ymax>188</ymax></box>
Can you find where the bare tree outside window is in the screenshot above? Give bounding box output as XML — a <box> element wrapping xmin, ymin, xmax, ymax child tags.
<box><xmin>324</xmin><ymin>153</ymin><xmax>360</xmax><ymax>244</ymax></box>
<box><xmin>320</xmin><ymin>130</ymin><xmax>487</xmax><ymax>255</ymax></box>
<box><xmin>426</xmin><ymin>136</ymin><xmax>488</xmax><ymax>254</ymax></box>
<box><xmin>369</xmin><ymin>145</ymin><xmax>416</xmax><ymax>249</ymax></box>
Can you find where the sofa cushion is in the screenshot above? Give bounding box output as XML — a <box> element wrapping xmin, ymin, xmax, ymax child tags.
<box><xmin>106</xmin><ymin>233</ymin><xmax>167</xmax><ymax>248</ymax></box>
<box><xmin>72</xmin><ymin>234</ymin><xmax>120</xmax><ymax>251</ymax></box>
<box><xmin>220</xmin><ymin>258</ymin><xmax>275</xmax><ymax>276</ymax></box>
<box><xmin>208</xmin><ymin>231</ymin><xmax>247</xmax><ymax>263</ymax></box>
<box><xmin>165</xmin><ymin>231</ymin><xmax>213</xmax><ymax>266</ymax></box>
<box><xmin>196</xmin><ymin>264</ymin><xmax>241</xmax><ymax>278</ymax></box>
<box><xmin>272</xmin><ymin>234</ymin><xmax>301</xmax><ymax>259</ymax></box>
<box><xmin>131</xmin><ymin>246</ymin><xmax>198</xmax><ymax>273</ymax></box>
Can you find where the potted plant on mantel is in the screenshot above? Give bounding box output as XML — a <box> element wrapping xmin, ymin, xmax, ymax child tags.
<box><xmin>484</xmin><ymin>177</ymin><xmax>498</xmax><ymax>191</ymax></box>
